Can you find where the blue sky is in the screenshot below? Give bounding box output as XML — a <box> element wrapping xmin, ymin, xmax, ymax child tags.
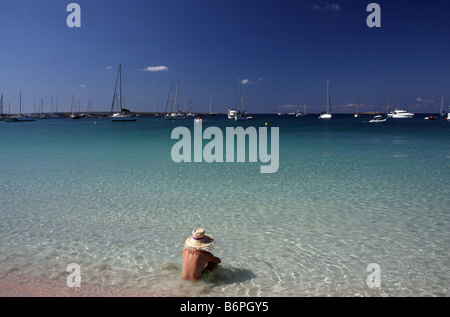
<box><xmin>0</xmin><ymin>0</ymin><xmax>449</xmax><ymax>114</ymax></box>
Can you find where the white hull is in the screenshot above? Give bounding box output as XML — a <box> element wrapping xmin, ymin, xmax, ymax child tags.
<box><xmin>164</xmin><ymin>112</ymin><xmax>186</xmax><ymax>120</ymax></box>
<box><xmin>235</xmin><ymin>115</ymin><xmax>252</xmax><ymax>121</ymax></box>
<box><xmin>319</xmin><ymin>113</ymin><xmax>332</xmax><ymax>119</ymax></box>
<box><xmin>370</xmin><ymin>115</ymin><xmax>386</xmax><ymax>123</ymax></box>
<box><xmin>387</xmin><ymin>109</ymin><xmax>414</xmax><ymax>118</ymax></box>
<box><xmin>319</xmin><ymin>79</ymin><xmax>332</xmax><ymax>119</ymax></box>
<box><xmin>228</xmin><ymin>109</ymin><xmax>237</xmax><ymax>119</ymax></box>
<box><xmin>110</xmin><ymin>114</ymin><xmax>137</xmax><ymax>121</ymax></box>
<box><xmin>391</xmin><ymin>114</ymin><xmax>414</xmax><ymax>118</ymax></box>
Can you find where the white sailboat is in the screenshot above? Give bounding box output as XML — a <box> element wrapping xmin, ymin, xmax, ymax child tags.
<box><xmin>319</xmin><ymin>79</ymin><xmax>332</xmax><ymax>119</ymax></box>
<box><xmin>186</xmin><ymin>96</ymin><xmax>195</xmax><ymax>117</ymax></box>
<box><xmin>70</xmin><ymin>94</ymin><xmax>81</xmax><ymax>119</ymax></box>
<box><xmin>110</xmin><ymin>64</ymin><xmax>137</xmax><ymax>122</ymax></box>
<box><xmin>296</xmin><ymin>93</ymin><xmax>304</xmax><ymax>117</ymax></box>
<box><xmin>229</xmin><ymin>77</ymin><xmax>252</xmax><ymax>121</ymax></box>
<box><xmin>440</xmin><ymin>96</ymin><xmax>446</xmax><ymax>117</ymax></box>
<box><xmin>354</xmin><ymin>96</ymin><xmax>360</xmax><ymax>117</ymax></box>
<box><xmin>209</xmin><ymin>93</ymin><xmax>216</xmax><ymax>116</ymax></box>
<box><xmin>235</xmin><ymin>78</ymin><xmax>252</xmax><ymax>121</ymax></box>
<box><xmin>277</xmin><ymin>105</ymin><xmax>283</xmax><ymax>116</ymax></box>
<box><xmin>164</xmin><ymin>81</ymin><xmax>186</xmax><ymax>120</ymax></box>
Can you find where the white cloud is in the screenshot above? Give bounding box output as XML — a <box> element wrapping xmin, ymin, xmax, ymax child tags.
<box><xmin>80</xmin><ymin>84</ymin><xmax>86</xmax><ymax>88</ymax></box>
<box><xmin>325</xmin><ymin>3</ymin><xmax>340</xmax><ymax>11</ymax></box>
<box><xmin>415</xmin><ymin>97</ymin><xmax>434</xmax><ymax>106</ymax></box>
<box><xmin>241</xmin><ymin>77</ymin><xmax>264</xmax><ymax>85</ymax></box>
<box><xmin>106</xmin><ymin>65</ymin><xmax>113</xmax><ymax>70</ymax></box>
<box><xmin>143</xmin><ymin>65</ymin><xmax>169</xmax><ymax>72</ymax></box>
<box><xmin>312</xmin><ymin>3</ymin><xmax>341</xmax><ymax>12</ymax></box>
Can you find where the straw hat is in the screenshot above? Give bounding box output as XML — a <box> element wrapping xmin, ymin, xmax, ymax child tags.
<box><xmin>183</xmin><ymin>228</ymin><xmax>215</xmax><ymax>252</ymax></box>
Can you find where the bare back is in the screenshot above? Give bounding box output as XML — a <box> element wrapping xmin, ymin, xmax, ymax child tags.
<box><xmin>182</xmin><ymin>249</ymin><xmax>221</xmax><ymax>281</ymax></box>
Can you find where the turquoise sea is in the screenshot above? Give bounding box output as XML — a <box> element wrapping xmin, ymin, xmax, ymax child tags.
<box><xmin>0</xmin><ymin>114</ymin><xmax>449</xmax><ymax>296</ymax></box>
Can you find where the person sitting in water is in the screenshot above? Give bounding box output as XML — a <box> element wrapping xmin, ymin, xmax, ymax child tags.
<box><xmin>182</xmin><ymin>228</ymin><xmax>221</xmax><ymax>281</ymax></box>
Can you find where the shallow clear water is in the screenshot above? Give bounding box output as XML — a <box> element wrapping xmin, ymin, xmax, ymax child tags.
<box><xmin>0</xmin><ymin>114</ymin><xmax>449</xmax><ymax>296</ymax></box>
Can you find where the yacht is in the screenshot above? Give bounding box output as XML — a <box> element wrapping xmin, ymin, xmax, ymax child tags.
<box><xmin>228</xmin><ymin>77</ymin><xmax>252</xmax><ymax>121</ymax></box>
<box><xmin>369</xmin><ymin>115</ymin><xmax>386</xmax><ymax>123</ymax></box>
<box><xmin>109</xmin><ymin>64</ymin><xmax>137</xmax><ymax>122</ymax></box>
<box><xmin>164</xmin><ymin>81</ymin><xmax>186</xmax><ymax>120</ymax></box>
<box><xmin>354</xmin><ymin>96</ymin><xmax>360</xmax><ymax>117</ymax></box>
<box><xmin>319</xmin><ymin>79</ymin><xmax>332</xmax><ymax>119</ymax></box>
<box><xmin>387</xmin><ymin>109</ymin><xmax>414</xmax><ymax>118</ymax></box>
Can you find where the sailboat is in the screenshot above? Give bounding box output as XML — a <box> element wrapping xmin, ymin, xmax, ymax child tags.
<box><xmin>70</xmin><ymin>95</ymin><xmax>81</xmax><ymax>119</ymax></box>
<box><xmin>110</xmin><ymin>64</ymin><xmax>137</xmax><ymax>122</ymax></box>
<box><xmin>354</xmin><ymin>96</ymin><xmax>360</xmax><ymax>117</ymax></box>
<box><xmin>296</xmin><ymin>93</ymin><xmax>305</xmax><ymax>117</ymax></box>
<box><xmin>231</xmin><ymin>77</ymin><xmax>252</xmax><ymax>121</ymax></box>
<box><xmin>277</xmin><ymin>105</ymin><xmax>283</xmax><ymax>116</ymax></box>
<box><xmin>164</xmin><ymin>81</ymin><xmax>186</xmax><ymax>120</ymax></box>
<box><xmin>0</xmin><ymin>94</ymin><xmax>5</xmax><ymax>119</ymax></box>
<box><xmin>209</xmin><ymin>93</ymin><xmax>216</xmax><ymax>116</ymax></box>
<box><xmin>440</xmin><ymin>96</ymin><xmax>446</xmax><ymax>117</ymax></box>
<box><xmin>319</xmin><ymin>79</ymin><xmax>332</xmax><ymax>119</ymax></box>
<box><xmin>6</xmin><ymin>91</ymin><xmax>36</xmax><ymax>122</ymax></box>
<box><xmin>186</xmin><ymin>96</ymin><xmax>195</xmax><ymax>117</ymax></box>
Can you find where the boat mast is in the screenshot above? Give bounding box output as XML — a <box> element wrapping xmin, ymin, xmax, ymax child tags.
<box><xmin>440</xmin><ymin>96</ymin><xmax>445</xmax><ymax>116</ymax></box>
<box><xmin>356</xmin><ymin>96</ymin><xmax>359</xmax><ymax>114</ymax></box>
<box><xmin>119</xmin><ymin>64</ymin><xmax>123</xmax><ymax>111</ymax></box>
<box><xmin>371</xmin><ymin>96</ymin><xmax>374</xmax><ymax>114</ymax></box>
<box><xmin>72</xmin><ymin>94</ymin><xmax>75</xmax><ymax>115</ymax></box>
<box><xmin>19</xmin><ymin>91</ymin><xmax>22</xmax><ymax>115</ymax></box>
<box><xmin>237</xmin><ymin>77</ymin><xmax>241</xmax><ymax>112</ymax></box>
<box><xmin>326</xmin><ymin>79</ymin><xmax>330</xmax><ymax>114</ymax></box>
<box><xmin>175</xmin><ymin>81</ymin><xmax>179</xmax><ymax>112</ymax></box>
<box><xmin>210</xmin><ymin>93</ymin><xmax>213</xmax><ymax>113</ymax></box>
<box><xmin>387</xmin><ymin>97</ymin><xmax>393</xmax><ymax>114</ymax></box>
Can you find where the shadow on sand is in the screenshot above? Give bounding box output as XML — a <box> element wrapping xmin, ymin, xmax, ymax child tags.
<box><xmin>207</xmin><ymin>266</ymin><xmax>256</xmax><ymax>285</ymax></box>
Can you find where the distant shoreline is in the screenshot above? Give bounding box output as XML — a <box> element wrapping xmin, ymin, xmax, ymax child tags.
<box><xmin>1</xmin><ymin>111</ymin><xmax>444</xmax><ymax>118</ymax></box>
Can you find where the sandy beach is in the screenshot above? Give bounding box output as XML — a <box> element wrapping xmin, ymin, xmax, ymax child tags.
<box><xmin>0</xmin><ymin>275</ymin><xmax>160</xmax><ymax>297</ymax></box>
